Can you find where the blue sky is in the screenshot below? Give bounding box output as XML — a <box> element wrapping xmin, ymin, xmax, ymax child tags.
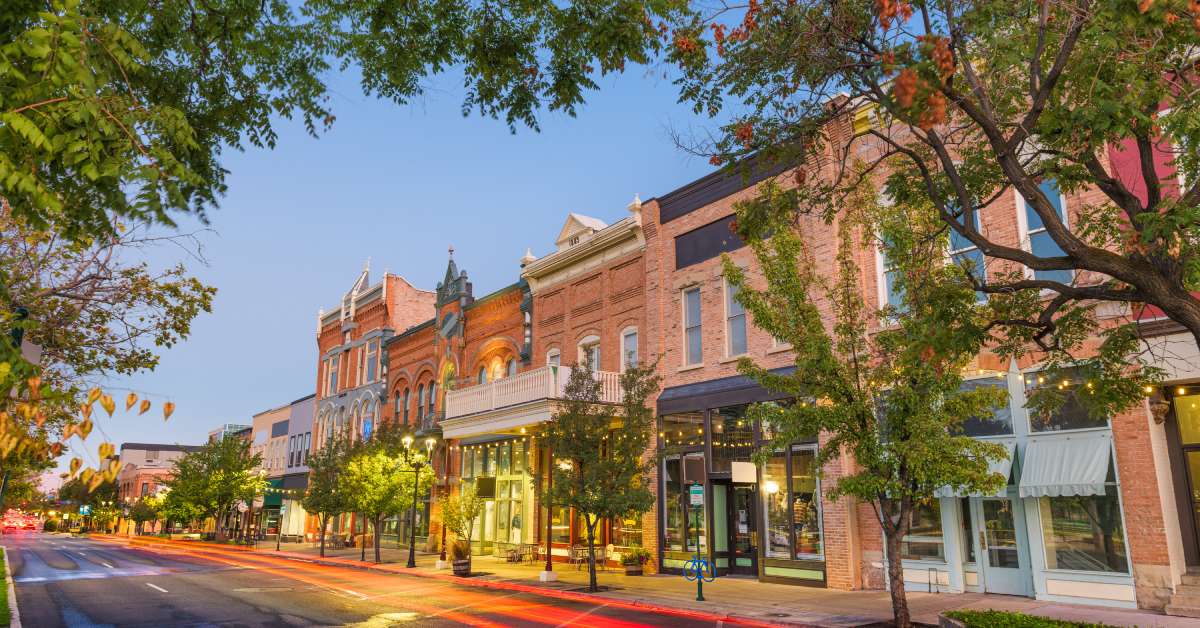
<box><xmin>73</xmin><ymin>67</ymin><xmax>715</xmax><ymax>468</ymax></box>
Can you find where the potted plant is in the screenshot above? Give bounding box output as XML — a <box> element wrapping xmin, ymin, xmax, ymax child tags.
<box><xmin>442</xmin><ymin>483</ymin><xmax>483</xmax><ymax>577</ymax></box>
<box><xmin>620</xmin><ymin>546</ymin><xmax>651</xmax><ymax>575</ymax></box>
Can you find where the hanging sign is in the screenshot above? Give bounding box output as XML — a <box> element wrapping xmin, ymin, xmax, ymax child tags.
<box><xmin>688</xmin><ymin>483</ymin><xmax>704</xmax><ymax>507</ymax></box>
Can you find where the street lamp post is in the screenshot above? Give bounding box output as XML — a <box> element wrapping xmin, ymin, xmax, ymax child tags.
<box><xmin>400</xmin><ymin>435</ymin><xmax>436</xmax><ymax>569</ymax></box>
<box><xmin>439</xmin><ymin>442</ymin><xmax>450</xmax><ymax>566</ymax></box>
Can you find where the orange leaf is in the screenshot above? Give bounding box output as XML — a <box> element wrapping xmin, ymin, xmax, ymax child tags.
<box><xmin>79</xmin><ymin>418</ymin><xmax>93</xmax><ymax>439</ymax></box>
<box><xmin>69</xmin><ymin>457</ymin><xmax>82</xmax><ymax>476</ymax></box>
<box><xmin>26</xmin><ymin>376</ymin><xmax>42</xmax><ymax>400</ymax></box>
<box><xmin>87</xmin><ymin>388</ymin><xmax>102</xmax><ymax>405</ymax></box>
<box><xmin>163</xmin><ymin>401</ymin><xmax>175</xmax><ymax>421</ymax></box>
<box><xmin>80</xmin><ymin>402</ymin><xmax>92</xmax><ymax>420</ymax></box>
<box><xmin>125</xmin><ymin>392</ymin><xmax>138</xmax><ymax>411</ymax></box>
<box><xmin>99</xmin><ymin>394</ymin><xmax>115</xmax><ymax>417</ymax></box>
<box><xmin>138</xmin><ymin>399</ymin><xmax>151</xmax><ymax>415</ymax></box>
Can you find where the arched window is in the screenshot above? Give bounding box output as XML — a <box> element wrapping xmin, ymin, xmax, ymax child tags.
<box><xmin>478</xmin><ymin>366</ymin><xmax>487</xmax><ymax>384</ymax></box>
<box><xmin>547</xmin><ymin>349</ymin><xmax>561</xmax><ymax>367</ymax></box>
<box><xmin>621</xmin><ymin>327</ymin><xmax>639</xmax><ymax>370</ymax></box>
<box><xmin>362</xmin><ymin>402</ymin><xmax>374</xmax><ymax>439</ymax></box>
<box><xmin>578</xmin><ymin>335</ymin><xmax>601</xmax><ymax>371</ymax></box>
<box><xmin>402</xmin><ymin>389</ymin><xmax>410</xmax><ymax>426</ymax></box>
<box><xmin>427</xmin><ymin>382</ymin><xmax>437</xmax><ymax>417</ymax></box>
<box><xmin>506</xmin><ymin>358</ymin><xmax>517</xmax><ymax>377</ymax></box>
<box><xmin>417</xmin><ymin>384</ymin><xmax>426</xmax><ymax>421</ymax></box>
<box><xmin>490</xmin><ymin>356</ymin><xmax>504</xmax><ymax>381</ymax></box>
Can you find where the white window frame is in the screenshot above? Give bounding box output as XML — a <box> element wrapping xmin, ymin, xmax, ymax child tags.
<box><xmin>723</xmin><ymin>278</ymin><xmax>748</xmax><ymax>358</ymax></box>
<box><xmin>1014</xmin><ymin>182</ymin><xmax>1075</xmax><ymax>285</ymax></box>
<box><xmin>578</xmin><ymin>335</ymin><xmax>601</xmax><ymax>371</ymax></box>
<box><xmin>365</xmin><ymin>338</ymin><xmax>379</xmax><ymax>383</ymax></box>
<box><xmin>682</xmin><ymin>286</ymin><xmax>703</xmax><ymax>366</ymax></box>
<box><xmin>620</xmin><ymin>327</ymin><xmax>639</xmax><ymax>371</ymax></box>
<box><xmin>946</xmin><ymin>206</ymin><xmax>987</xmax><ymax>303</ymax></box>
<box><xmin>875</xmin><ymin>245</ymin><xmax>903</xmax><ymax>312</ymax></box>
<box><xmin>546</xmin><ymin>349</ymin><xmax>561</xmax><ymax>367</ymax></box>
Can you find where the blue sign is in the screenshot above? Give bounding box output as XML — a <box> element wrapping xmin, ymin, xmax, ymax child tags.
<box><xmin>362</xmin><ymin>418</ymin><xmax>374</xmax><ymax>440</ymax></box>
<box><xmin>78</xmin><ymin>505</ymin><xmax>91</xmax><ymax>516</ymax></box>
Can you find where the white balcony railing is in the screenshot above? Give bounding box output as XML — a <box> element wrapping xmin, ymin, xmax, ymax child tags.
<box><xmin>444</xmin><ymin>365</ymin><xmax>623</xmax><ymax>419</ymax></box>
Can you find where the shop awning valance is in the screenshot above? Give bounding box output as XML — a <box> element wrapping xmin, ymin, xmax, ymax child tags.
<box><xmin>934</xmin><ymin>440</ymin><xmax>1015</xmax><ymax>498</ymax></box>
<box><xmin>1018</xmin><ymin>431</ymin><xmax>1112</xmax><ymax>498</ymax></box>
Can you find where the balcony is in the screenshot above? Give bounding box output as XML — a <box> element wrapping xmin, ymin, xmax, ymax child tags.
<box><xmin>444</xmin><ymin>365</ymin><xmax>623</xmax><ymax>421</ymax></box>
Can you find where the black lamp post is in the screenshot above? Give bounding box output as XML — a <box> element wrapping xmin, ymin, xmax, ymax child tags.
<box><xmin>401</xmin><ymin>435</ymin><xmax>436</xmax><ymax>569</ymax></box>
<box><xmin>440</xmin><ymin>442</ymin><xmax>451</xmax><ymax>564</ymax></box>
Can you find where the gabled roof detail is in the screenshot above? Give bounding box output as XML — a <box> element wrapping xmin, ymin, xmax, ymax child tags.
<box><xmin>555</xmin><ymin>213</ymin><xmax>608</xmax><ymax>250</ymax></box>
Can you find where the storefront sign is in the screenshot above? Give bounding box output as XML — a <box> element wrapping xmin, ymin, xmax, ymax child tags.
<box><xmin>689</xmin><ymin>483</ymin><xmax>704</xmax><ymax>506</ymax></box>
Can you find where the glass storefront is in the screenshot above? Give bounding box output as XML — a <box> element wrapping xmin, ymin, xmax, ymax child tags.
<box><xmin>460</xmin><ymin>438</ymin><xmax>534</xmax><ymax>555</ymax></box>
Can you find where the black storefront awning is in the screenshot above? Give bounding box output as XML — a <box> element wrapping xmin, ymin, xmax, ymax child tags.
<box><xmin>657</xmin><ymin>366</ymin><xmax>795</xmax><ymax>415</ymax></box>
<box><xmin>280</xmin><ymin>472</ymin><xmax>309</xmax><ymax>491</ymax></box>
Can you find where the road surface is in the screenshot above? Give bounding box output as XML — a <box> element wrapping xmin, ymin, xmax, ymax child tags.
<box><xmin>3</xmin><ymin>531</ymin><xmax>743</xmax><ymax>627</ymax></box>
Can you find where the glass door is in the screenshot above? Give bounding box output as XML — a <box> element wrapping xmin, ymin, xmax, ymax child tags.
<box><xmin>971</xmin><ymin>497</ymin><xmax>1032</xmax><ymax>596</ymax></box>
<box><xmin>729</xmin><ymin>484</ymin><xmax>758</xmax><ymax>575</ymax></box>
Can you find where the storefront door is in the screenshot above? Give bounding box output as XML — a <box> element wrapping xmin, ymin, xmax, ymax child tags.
<box><xmin>1169</xmin><ymin>392</ymin><xmax>1200</xmax><ymax>565</ymax></box>
<box><xmin>729</xmin><ymin>484</ymin><xmax>758</xmax><ymax>575</ymax></box>
<box><xmin>971</xmin><ymin>497</ymin><xmax>1032</xmax><ymax>596</ymax></box>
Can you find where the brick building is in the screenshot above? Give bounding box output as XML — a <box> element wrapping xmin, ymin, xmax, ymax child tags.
<box><xmin>116</xmin><ymin>442</ymin><xmax>203</xmax><ymax>535</ymax></box>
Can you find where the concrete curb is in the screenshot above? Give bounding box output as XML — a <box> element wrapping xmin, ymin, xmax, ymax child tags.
<box><xmin>3</xmin><ymin>547</ymin><xmax>21</xmax><ymax>628</ymax></box>
<box><xmin>101</xmin><ymin>536</ymin><xmax>809</xmax><ymax>627</ymax></box>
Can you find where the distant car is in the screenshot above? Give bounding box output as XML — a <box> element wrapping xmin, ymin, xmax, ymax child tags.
<box><xmin>22</xmin><ymin>521</ymin><xmax>35</xmax><ymax>530</ymax></box>
<box><xmin>3</xmin><ymin>524</ymin><xmax>16</xmax><ymax>534</ymax></box>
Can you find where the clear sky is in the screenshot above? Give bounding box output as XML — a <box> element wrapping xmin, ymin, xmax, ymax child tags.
<box><xmin>74</xmin><ymin>66</ymin><xmax>715</xmax><ymax>468</ymax></box>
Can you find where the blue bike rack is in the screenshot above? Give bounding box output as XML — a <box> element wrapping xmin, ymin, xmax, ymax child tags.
<box><xmin>682</xmin><ymin>554</ymin><xmax>716</xmax><ymax>601</ymax></box>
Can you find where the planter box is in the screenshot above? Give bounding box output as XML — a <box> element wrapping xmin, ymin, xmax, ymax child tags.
<box><xmin>452</xmin><ymin>559</ymin><xmax>471</xmax><ymax>577</ymax></box>
<box><xmin>623</xmin><ymin>565</ymin><xmax>643</xmax><ymax>576</ymax></box>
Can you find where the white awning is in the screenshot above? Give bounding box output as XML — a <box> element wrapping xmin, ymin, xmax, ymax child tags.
<box><xmin>1018</xmin><ymin>431</ymin><xmax>1112</xmax><ymax>498</ymax></box>
<box><xmin>934</xmin><ymin>440</ymin><xmax>1015</xmax><ymax>498</ymax></box>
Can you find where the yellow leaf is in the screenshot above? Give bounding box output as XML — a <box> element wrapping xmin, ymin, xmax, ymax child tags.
<box><xmin>88</xmin><ymin>474</ymin><xmax>104</xmax><ymax>492</ymax></box>
<box><xmin>87</xmin><ymin>388</ymin><xmax>102</xmax><ymax>405</ymax></box>
<box><xmin>99</xmin><ymin>394</ymin><xmax>115</xmax><ymax>417</ymax></box>
<box><xmin>62</xmin><ymin>424</ymin><xmax>77</xmax><ymax>441</ymax></box>
<box><xmin>79</xmin><ymin>467</ymin><xmax>94</xmax><ymax>484</ymax></box>
<box><xmin>125</xmin><ymin>392</ymin><xmax>138</xmax><ymax>411</ymax></box>
<box><xmin>98</xmin><ymin>442</ymin><xmax>114</xmax><ymax>459</ymax></box>
<box><xmin>138</xmin><ymin>399</ymin><xmax>151</xmax><ymax>415</ymax></box>
<box><xmin>80</xmin><ymin>402</ymin><xmax>92</xmax><ymax>420</ymax></box>
<box><xmin>79</xmin><ymin>418</ymin><xmax>93</xmax><ymax>439</ymax></box>
<box><xmin>163</xmin><ymin>401</ymin><xmax>175</xmax><ymax>421</ymax></box>
<box><xmin>69</xmin><ymin>457</ymin><xmax>81</xmax><ymax>476</ymax></box>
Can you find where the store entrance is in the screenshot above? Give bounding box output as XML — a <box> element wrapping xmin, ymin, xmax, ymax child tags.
<box><xmin>727</xmin><ymin>483</ymin><xmax>758</xmax><ymax>575</ymax></box>
<box><xmin>968</xmin><ymin>496</ymin><xmax>1032</xmax><ymax>596</ymax></box>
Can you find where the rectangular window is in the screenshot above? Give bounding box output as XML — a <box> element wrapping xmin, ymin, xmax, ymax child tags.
<box><xmin>763</xmin><ymin>453</ymin><xmax>790</xmax><ymax>558</ymax></box>
<box><xmin>683</xmin><ymin>287</ymin><xmax>702</xmax><ymax>365</ymax></box>
<box><xmin>955</xmin><ymin>377</ymin><xmax>1014</xmax><ymax>437</ymax></box>
<box><xmin>288</xmin><ymin>436</ymin><xmax>296</xmax><ymax>467</ymax></box>
<box><xmin>622</xmin><ymin>330</ymin><xmax>638</xmax><ymax>369</ymax></box>
<box><xmin>1023</xmin><ymin>180</ymin><xmax>1074</xmax><ymax>284</ymax></box>
<box><xmin>761</xmin><ymin>445</ymin><xmax>823</xmax><ymax>560</ymax></box>
<box><xmin>141</xmin><ymin>482</ymin><xmax>149</xmax><ymax>496</ymax></box>
<box><xmin>960</xmin><ymin>498</ymin><xmax>976</xmax><ymax>563</ymax></box>
<box><xmin>661</xmin><ymin>412</ymin><xmax>705</xmax><ymax>450</ymax></box>
<box><xmin>550</xmin><ymin>506</ymin><xmax>571</xmax><ymax>544</ymax></box>
<box><xmin>948</xmin><ymin>207</ymin><xmax>986</xmax><ymax>300</ymax></box>
<box><xmin>613</xmin><ymin>513</ymin><xmax>642</xmax><ymax>548</ymax></box>
<box><xmin>330</xmin><ymin>355</ymin><xmax>339</xmax><ymax>394</ymax></box>
<box><xmin>1039</xmin><ymin>486</ymin><xmax>1129</xmax><ymax>573</ymax></box>
<box><xmin>365</xmin><ymin>339</ymin><xmax>379</xmax><ymax>382</ymax></box>
<box><xmin>725</xmin><ymin>281</ymin><xmax>747</xmax><ymax>357</ymax></box>
<box><xmin>879</xmin><ymin>244</ymin><xmax>905</xmax><ymax>310</ymax></box>
<box><xmin>1025</xmin><ymin>368</ymin><xmax>1108</xmax><ymax>432</ymax></box>
<box><xmin>900</xmin><ymin>501</ymin><xmax>945</xmax><ymax>561</ymax></box>
<box><xmin>790</xmin><ymin>446</ymin><xmax>822</xmax><ymax>558</ymax></box>
<box><xmin>304</xmin><ymin>432</ymin><xmax>311</xmax><ymax>464</ymax></box>
<box><xmin>661</xmin><ymin>454</ymin><xmax>706</xmax><ymax>553</ymax></box>
<box><xmin>711</xmin><ymin>405</ymin><xmax>753</xmax><ymax>473</ymax></box>
<box><xmin>461</xmin><ymin>448</ymin><xmax>474</xmax><ymax>478</ymax></box>
<box><xmin>581</xmin><ymin>342</ymin><xmax>600</xmax><ymax>372</ymax></box>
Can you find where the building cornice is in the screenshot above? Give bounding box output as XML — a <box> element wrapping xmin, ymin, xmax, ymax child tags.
<box><xmin>521</xmin><ymin>217</ymin><xmax>642</xmax><ymax>284</ymax></box>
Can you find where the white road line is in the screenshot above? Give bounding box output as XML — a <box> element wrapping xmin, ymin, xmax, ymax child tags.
<box><xmin>555</xmin><ymin>601</ymin><xmax>612</xmax><ymax>627</ymax></box>
<box><xmin>146</xmin><ymin>583</ymin><xmax>168</xmax><ymax>593</ymax></box>
<box><xmin>341</xmin><ymin>589</ymin><xmax>367</xmax><ymax>599</ymax></box>
<box><xmin>101</xmin><ymin>562</ymin><xmax>114</xmax><ymax>569</ymax></box>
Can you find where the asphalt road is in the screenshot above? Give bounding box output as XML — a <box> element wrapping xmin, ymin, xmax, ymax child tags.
<box><xmin>2</xmin><ymin>532</ymin><xmax>740</xmax><ymax>627</ymax></box>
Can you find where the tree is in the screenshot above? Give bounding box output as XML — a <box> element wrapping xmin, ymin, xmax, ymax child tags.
<box><xmin>302</xmin><ymin>432</ymin><xmax>352</xmax><ymax>558</ymax></box>
<box><xmin>163</xmin><ymin>435</ymin><xmax>264</xmax><ymax>541</ymax></box>
<box><xmin>671</xmin><ymin>0</ymin><xmax>1200</xmax><ymax>382</ymax></box>
<box><xmin>441</xmin><ymin>482</ymin><xmax>483</xmax><ymax>574</ymax></box>
<box><xmin>341</xmin><ymin>426</ymin><xmax>434</xmax><ymax>563</ymax></box>
<box><xmin>158</xmin><ymin>488</ymin><xmax>202</xmax><ymax>533</ymax></box>
<box><xmin>129</xmin><ymin>497</ymin><xmax>159</xmax><ymax>535</ymax></box>
<box><xmin>721</xmin><ymin>178</ymin><xmax>1025</xmax><ymax>626</ymax></box>
<box><xmin>537</xmin><ymin>362</ymin><xmax>659</xmax><ymax>592</ymax></box>
<box><xmin>91</xmin><ymin>505</ymin><xmax>118</xmax><ymax>533</ymax></box>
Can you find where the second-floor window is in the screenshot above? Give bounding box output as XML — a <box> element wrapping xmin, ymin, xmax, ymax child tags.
<box><xmin>725</xmin><ymin>281</ymin><xmax>747</xmax><ymax>357</ymax></box>
<box><xmin>478</xmin><ymin>366</ymin><xmax>487</xmax><ymax>384</ymax></box>
<box><xmin>580</xmin><ymin>338</ymin><xmax>601</xmax><ymax>371</ymax></box>
<box><xmin>622</xmin><ymin>329</ymin><xmax>638</xmax><ymax>369</ymax></box>
<box><xmin>683</xmin><ymin>287</ymin><xmax>702</xmax><ymax>365</ymax></box>
<box><xmin>878</xmin><ymin>240</ymin><xmax>905</xmax><ymax>311</ymax></box>
<box><xmin>428</xmin><ymin>382</ymin><xmax>437</xmax><ymax>417</ymax></box>
<box><xmin>949</xmin><ymin>207</ymin><xmax>986</xmax><ymax>300</ymax></box>
<box><xmin>506</xmin><ymin>358</ymin><xmax>517</xmax><ymax>377</ymax></box>
<box><xmin>402</xmin><ymin>389</ymin><xmax>410</xmax><ymax>425</ymax></box>
<box><xmin>329</xmin><ymin>355</ymin><xmax>340</xmax><ymax>394</ymax></box>
<box><xmin>1021</xmin><ymin>180</ymin><xmax>1074</xmax><ymax>285</ymax></box>
<box><xmin>303</xmin><ymin>432</ymin><xmax>311</xmax><ymax>464</ymax></box>
<box><xmin>547</xmin><ymin>350</ymin><xmax>561</xmax><ymax>367</ymax></box>
<box><xmin>417</xmin><ymin>384</ymin><xmax>426</xmax><ymax>421</ymax></box>
<box><xmin>365</xmin><ymin>339</ymin><xmax>379</xmax><ymax>382</ymax></box>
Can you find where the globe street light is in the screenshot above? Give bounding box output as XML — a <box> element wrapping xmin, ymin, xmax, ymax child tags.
<box><xmin>400</xmin><ymin>435</ymin><xmax>436</xmax><ymax>569</ymax></box>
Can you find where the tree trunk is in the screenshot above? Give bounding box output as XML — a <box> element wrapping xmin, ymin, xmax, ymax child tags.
<box><xmin>374</xmin><ymin>513</ymin><xmax>383</xmax><ymax>563</ymax></box>
<box><xmin>215</xmin><ymin>506</ymin><xmax>227</xmax><ymax>541</ymax></box>
<box><xmin>585</xmin><ymin>516</ymin><xmax>598</xmax><ymax>593</ymax></box>
<box><xmin>885</xmin><ymin>530</ymin><xmax>912</xmax><ymax>628</ymax></box>
<box><xmin>318</xmin><ymin>514</ymin><xmax>328</xmax><ymax>558</ymax></box>
<box><xmin>360</xmin><ymin>513</ymin><xmax>366</xmax><ymax>562</ymax></box>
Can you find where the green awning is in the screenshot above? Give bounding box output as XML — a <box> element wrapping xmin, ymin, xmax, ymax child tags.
<box><xmin>263</xmin><ymin>477</ymin><xmax>284</xmax><ymax>507</ymax></box>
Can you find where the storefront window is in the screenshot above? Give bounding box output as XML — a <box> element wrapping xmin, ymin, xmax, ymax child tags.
<box><xmin>497</xmin><ymin>442</ymin><xmax>511</xmax><ymax>475</ymax></box>
<box><xmin>791</xmin><ymin>446</ymin><xmax>822</xmax><ymax>558</ymax></box>
<box><xmin>513</xmin><ymin>440</ymin><xmax>526</xmax><ymax>473</ymax></box>
<box><xmin>613</xmin><ymin>513</ymin><xmax>642</xmax><ymax>548</ymax></box>
<box><xmin>461</xmin><ymin>448</ymin><xmax>474</xmax><ymax>478</ymax></box>
<box><xmin>472</xmin><ymin>447</ymin><xmax>484</xmax><ymax>477</ymax></box>
<box><xmin>550</xmin><ymin>506</ymin><xmax>570</xmax><ymax>544</ymax></box>
<box><xmin>485</xmin><ymin>445</ymin><xmax>498</xmax><ymax>475</ymax></box>
<box><xmin>901</xmin><ymin>501</ymin><xmax>945</xmax><ymax>561</ymax></box>
<box><xmin>1178</xmin><ymin>394</ymin><xmax>1200</xmax><ymax>444</ymax></box>
<box><xmin>763</xmin><ymin>454</ymin><xmax>789</xmax><ymax>558</ymax></box>
<box><xmin>1039</xmin><ymin>486</ymin><xmax>1129</xmax><ymax>573</ymax></box>
<box><xmin>1026</xmin><ymin>368</ymin><xmax>1108</xmax><ymax>432</ymax></box>
<box><xmin>960</xmin><ymin>498</ymin><xmax>975</xmax><ymax>563</ymax></box>
<box><xmin>664</xmin><ymin>457</ymin><xmax>685</xmax><ymax>551</ymax></box>
<box><xmin>661</xmin><ymin>412</ymin><xmax>705</xmax><ymax>450</ymax></box>
<box><xmin>956</xmin><ymin>378</ymin><xmax>1013</xmax><ymax>437</ymax></box>
<box><xmin>712</xmin><ymin>405</ymin><xmax>754</xmax><ymax>473</ymax></box>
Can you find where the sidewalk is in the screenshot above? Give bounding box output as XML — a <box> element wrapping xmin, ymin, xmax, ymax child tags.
<box><xmin>121</xmin><ymin>536</ymin><xmax>1191</xmax><ymax>627</ymax></box>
